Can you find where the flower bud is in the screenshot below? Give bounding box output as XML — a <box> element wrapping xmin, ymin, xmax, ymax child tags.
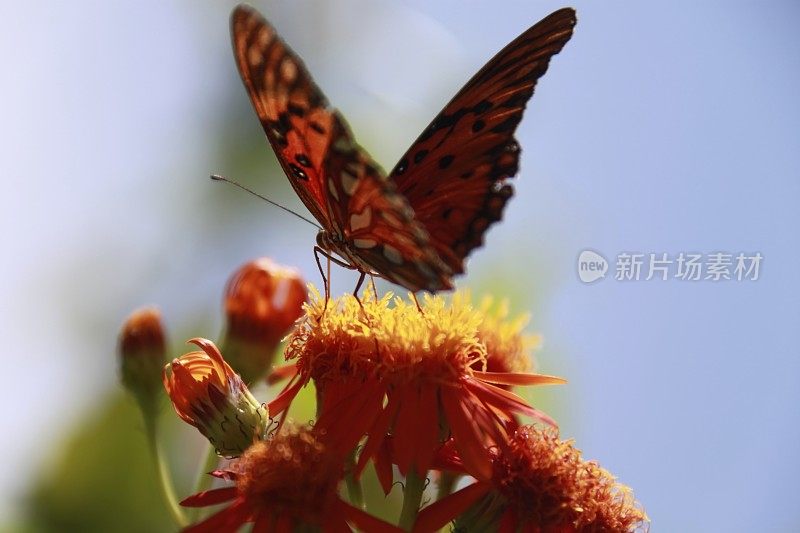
<box><xmin>220</xmin><ymin>258</ymin><xmax>307</xmax><ymax>383</ymax></box>
<box><xmin>163</xmin><ymin>338</ymin><xmax>267</xmax><ymax>457</ymax></box>
<box><xmin>119</xmin><ymin>307</ymin><xmax>167</xmax><ymax>419</ymax></box>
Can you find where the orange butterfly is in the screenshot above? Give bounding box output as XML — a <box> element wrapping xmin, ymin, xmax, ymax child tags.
<box><xmin>230</xmin><ymin>5</ymin><xmax>575</xmax><ymax>294</ymax></box>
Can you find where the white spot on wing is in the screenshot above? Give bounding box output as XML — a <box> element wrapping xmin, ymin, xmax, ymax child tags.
<box><xmin>280</xmin><ymin>58</ymin><xmax>297</xmax><ymax>83</ymax></box>
<box><xmin>350</xmin><ymin>207</ymin><xmax>372</xmax><ymax>232</ymax></box>
<box><xmin>248</xmin><ymin>47</ymin><xmax>261</xmax><ymax>67</ymax></box>
<box><xmin>341</xmin><ymin>170</ymin><xmax>358</xmax><ymax>196</ymax></box>
<box><xmin>353</xmin><ymin>238</ymin><xmax>377</xmax><ymax>249</ymax></box>
<box><xmin>383</xmin><ymin>244</ymin><xmax>403</xmax><ymax>265</ymax></box>
<box><xmin>328</xmin><ymin>178</ymin><xmax>340</xmax><ymax>202</ymax></box>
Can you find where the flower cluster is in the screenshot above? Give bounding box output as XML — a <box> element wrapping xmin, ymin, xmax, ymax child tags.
<box><xmin>120</xmin><ymin>258</ymin><xmax>648</xmax><ymax>532</ymax></box>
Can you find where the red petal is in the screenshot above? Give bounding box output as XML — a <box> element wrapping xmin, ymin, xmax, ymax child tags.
<box><xmin>472</xmin><ymin>371</ymin><xmax>566</xmax><ymax>387</ymax></box>
<box><xmin>274</xmin><ymin>514</ymin><xmax>292</xmax><ymax>533</ymax></box>
<box><xmin>183</xmin><ymin>500</ymin><xmax>249</xmax><ymax>533</ymax></box>
<box><xmin>267</xmin><ymin>363</ymin><xmax>298</xmax><ymax>385</ymax></box>
<box><xmin>498</xmin><ymin>508</ymin><xmax>517</xmax><ymax>533</ymax></box>
<box><xmin>413</xmin><ymin>482</ymin><xmax>491</xmax><ymax>533</ymax></box>
<box><xmin>375</xmin><ymin>436</ymin><xmax>394</xmax><ymax>495</ymax></box>
<box><xmin>322</xmin><ymin>514</ymin><xmax>352</xmax><ymax>533</ymax></box>
<box><xmin>337</xmin><ymin>499</ymin><xmax>404</xmax><ymax>533</ymax></box>
<box><xmin>355</xmin><ymin>391</ymin><xmax>400</xmax><ymax>480</ymax></box>
<box><xmin>316</xmin><ymin>379</ymin><xmax>383</xmax><ymax>454</ymax></box>
<box><xmin>391</xmin><ymin>386</ymin><xmax>420</xmax><ymax>475</ymax></box>
<box><xmin>441</xmin><ymin>390</ymin><xmax>492</xmax><ymax>480</ymax></box>
<box><xmin>413</xmin><ymin>385</ymin><xmax>440</xmax><ymax>475</ymax></box>
<box><xmin>267</xmin><ymin>374</ymin><xmax>304</xmax><ymax>417</ymax></box>
<box><xmin>252</xmin><ymin>511</ymin><xmax>274</xmax><ymax>533</ymax></box>
<box><xmin>180</xmin><ymin>487</ymin><xmax>238</xmax><ymax>507</ymax></box>
<box><xmin>431</xmin><ymin>439</ymin><xmax>465</xmax><ymax>472</ymax></box>
<box><xmin>467</xmin><ymin>378</ymin><xmax>558</xmax><ymax>427</ymax></box>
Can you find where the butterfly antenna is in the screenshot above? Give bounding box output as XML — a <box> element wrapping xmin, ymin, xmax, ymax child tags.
<box><xmin>210</xmin><ymin>174</ymin><xmax>323</xmax><ymax>230</ymax></box>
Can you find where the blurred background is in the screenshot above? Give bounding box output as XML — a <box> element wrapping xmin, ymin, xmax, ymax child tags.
<box><xmin>2</xmin><ymin>1</ymin><xmax>798</xmax><ymax>531</ymax></box>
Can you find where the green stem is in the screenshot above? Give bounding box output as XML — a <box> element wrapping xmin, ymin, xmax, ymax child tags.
<box><xmin>189</xmin><ymin>443</ymin><xmax>221</xmax><ymax>521</ymax></box>
<box><xmin>144</xmin><ymin>418</ymin><xmax>188</xmax><ymax>528</ymax></box>
<box><xmin>398</xmin><ymin>469</ymin><xmax>427</xmax><ymax>531</ymax></box>
<box><xmin>437</xmin><ymin>471</ymin><xmax>459</xmax><ymax>501</ymax></box>
<box><xmin>344</xmin><ymin>449</ymin><xmax>364</xmax><ymax>509</ymax></box>
<box><xmin>345</xmin><ymin>471</ymin><xmax>365</xmax><ymax>509</ymax></box>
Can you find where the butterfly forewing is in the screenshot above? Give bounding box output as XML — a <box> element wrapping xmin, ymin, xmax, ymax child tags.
<box><xmin>231</xmin><ymin>6</ymin><xmax>343</xmax><ymax>227</ymax></box>
<box><xmin>231</xmin><ymin>5</ymin><xmax>453</xmax><ymax>292</ymax></box>
<box><xmin>388</xmin><ymin>8</ymin><xmax>577</xmax><ymax>274</ymax></box>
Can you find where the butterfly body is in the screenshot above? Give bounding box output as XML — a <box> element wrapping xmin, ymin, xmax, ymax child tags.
<box><xmin>230</xmin><ymin>5</ymin><xmax>576</xmax><ymax>292</ymax></box>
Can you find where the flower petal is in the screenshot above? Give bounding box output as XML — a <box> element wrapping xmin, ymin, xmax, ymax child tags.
<box><xmin>375</xmin><ymin>436</ymin><xmax>394</xmax><ymax>495</ymax></box>
<box><xmin>467</xmin><ymin>378</ymin><xmax>557</xmax><ymax>427</ymax></box>
<box><xmin>498</xmin><ymin>508</ymin><xmax>517</xmax><ymax>533</ymax></box>
<box><xmin>316</xmin><ymin>378</ymin><xmax>383</xmax><ymax>454</ymax></box>
<box><xmin>267</xmin><ymin>374</ymin><xmax>304</xmax><ymax>417</ymax></box>
<box><xmin>183</xmin><ymin>499</ymin><xmax>249</xmax><ymax>533</ymax></box>
<box><xmin>441</xmin><ymin>389</ymin><xmax>492</xmax><ymax>480</ymax></box>
<box><xmin>413</xmin><ymin>384</ymin><xmax>440</xmax><ymax>475</ymax></box>
<box><xmin>180</xmin><ymin>486</ymin><xmax>238</xmax><ymax>507</ymax></box>
<box><xmin>392</xmin><ymin>385</ymin><xmax>420</xmax><ymax>475</ymax></box>
<box><xmin>252</xmin><ymin>510</ymin><xmax>274</xmax><ymax>533</ymax></box>
<box><xmin>267</xmin><ymin>363</ymin><xmax>298</xmax><ymax>385</ymax></box>
<box><xmin>337</xmin><ymin>499</ymin><xmax>404</xmax><ymax>533</ymax></box>
<box><xmin>355</xmin><ymin>391</ymin><xmax>400</xmax><ymax>480</ymax></box>
<box><xmin>413</xmin><ymin>482</ymin><xmax>491</xmax><ymax>533</ymax></box>
<box><xmin>472</xmin><ymin>371</ymin><xmax>566</xmax><ymax>387</ymax></box>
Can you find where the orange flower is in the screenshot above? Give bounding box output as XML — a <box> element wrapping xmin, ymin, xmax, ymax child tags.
<box><xmin>163</xmin><ymin>338</ymin><xmax>266</xmax><ymax>457</ymax></box>
<box><xmin>269</xmin><ymin>290</ymin><xmax>564</xmax><ymax>488</ymax></box>
<box><xmin>119</xmin><ymin>306</ymin><xmax>168</xmax><ymax>418</ymax></box>
<box><xmin>221</xmin><ymin>258</ymin><xmax>307</xmax><ymax>383</ymax></box>
<box><xmin>475</xmin><ymin>295</ymin><xmax>539</xmax><ymax>376</ymax></box>
<box><xmin>416</xmin><ymin>426</ymin><xmax>649</xmax><ymax>532</ymax></box>
<box><xmin>180</xmin><ymin>425</ymin><xmax>401</xmax><ymax>532</ymax></box>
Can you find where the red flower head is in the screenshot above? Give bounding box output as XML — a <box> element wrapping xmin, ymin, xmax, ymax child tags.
<box><xmin>181</xmin><ymin>425</ymin><xmax>401</xmax><ymax>532</ymax></box>
<box><xmin>163</xmin><ymin>338</ymin><xmax>266</xmax><ymax>457</ymax></box>
<box><xmin>416</xmin><ymin>426</ymin><xmax>649</xmax><ymax>532</ymax></box>
<box><xmin>221</xmin><ymin>258</ymin><xmax>307</xmax><ymax>383</ymax></box>
<box><xmin>269</xmin><ymin>290</ymin><xmax>564</xmax><ymax>490</ymax></box>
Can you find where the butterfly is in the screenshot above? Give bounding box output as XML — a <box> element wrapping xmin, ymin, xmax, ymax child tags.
<box><xmin>230</xmin><ymin>4</ymin><xmax>575</xmax><ymax>293</ymax></box>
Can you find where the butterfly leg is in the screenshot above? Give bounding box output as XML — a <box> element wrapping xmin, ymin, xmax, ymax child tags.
<box><xmin>352</xmin><ymin>271</ymin><xmax>368</xmax><ymax>311</ymax></box>
<box><xmin>368</xmin><ymin>274</ymin><xmax>379</xmax><ymax>301</ymax></box>
<box><xmin>314</xmin><ymin>246</ymin><xmax>332</xmax><ymax>318</ymax></box>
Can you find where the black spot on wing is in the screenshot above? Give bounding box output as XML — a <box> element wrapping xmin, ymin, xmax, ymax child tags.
<box><xmin>288</xmin><ymin>163</ymin><xmax>308</xmax><ymax>180</ymax></box>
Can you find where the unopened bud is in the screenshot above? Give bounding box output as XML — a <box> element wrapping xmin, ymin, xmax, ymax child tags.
<box><xmin>119</xmin><ymin>307</ymin><xmax>167</xmax><ymax>418</ymax></box>
<box><xmin>163</xmin><ymin>338</ymin><xmax>267</xmax><ymax>457</ymax></box>
<box><xmin>221</xmin><ymin>258</ymin><xmax>306</xmax><ymax>383</ymax></box>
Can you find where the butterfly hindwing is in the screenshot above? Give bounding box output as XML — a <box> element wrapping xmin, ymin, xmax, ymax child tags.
<box><xmin>389</xmin><ymin>8</ymin><xmax>577</xmax><ymax>274</ymax></box>
<box><xmin>323</xmin><ymin>115</ymin><xmax>453</xmax><ymax>291</ymax></box>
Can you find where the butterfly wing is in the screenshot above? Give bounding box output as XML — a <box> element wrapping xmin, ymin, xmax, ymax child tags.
<box><xmin>231</xmin><ymin>6</ymin><xmax>453</xmax><ymax>291</ymax></box>
<box><xmin>322</xmin><ymin>115</ymin><xmax>453</xmax><ymax>291</ymax></box>
<box><xmin>389</xmin><ymin>8</ymin><xmax>577</xmax><ymax>274</ymax></box>
<box><xmin>231</xmin><ymin>5</ymin><xmax>345</xmax><ymax>228</ymax></box>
